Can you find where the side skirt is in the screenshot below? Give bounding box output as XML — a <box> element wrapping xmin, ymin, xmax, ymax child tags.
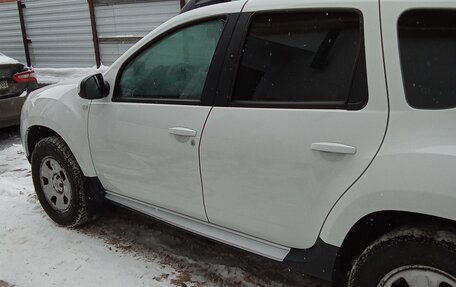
<box><xmin>105</xmin><ymin>191</ymin><xmax>290</xmax><ymax>261</ymax></box>
<box><xmin>105</xmin><ymin>190</ymin><xmax>339</xmax><ymax>282</ymax></box>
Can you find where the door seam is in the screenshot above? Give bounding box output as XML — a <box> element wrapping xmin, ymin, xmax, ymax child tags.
<box><xmin>318</xmin><ymin>0</ymin><xmax>392</xmax><ymax>239</ymax></box>
<box><xmin>198</xmin><ymin>106</ymin><xmax>214</xmax><ymax>222</ymax></box>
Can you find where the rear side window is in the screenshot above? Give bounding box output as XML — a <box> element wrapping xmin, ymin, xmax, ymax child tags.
<box><xmin>232</xmin><ymin>11</ymin><xmax>368</xmax><ymax>109</ymax></box>
<box><xmin>398</xmin><ymin>10</ymin><xmax>456</xmax><ymax>109</ymax></box>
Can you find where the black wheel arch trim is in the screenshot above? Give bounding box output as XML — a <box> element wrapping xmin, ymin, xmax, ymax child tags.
<box><xmin>284</xmin><ymin>237</ymin><xmax>339</xmax><ymax>282</ymax></box>
<box><xmin>83</xmin><ymin>176</ymin><xmax>106</xmax><ymax>206</ymax></box>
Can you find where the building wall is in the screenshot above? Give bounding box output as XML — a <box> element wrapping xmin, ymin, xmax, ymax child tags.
<box><xmin>0</xmin><ymin>0</ymin><xmax>182</xmax><ymax>68</ymax></box>
<box><xmin>23</xmin><ymin>0</ymin><xmax>96</xmax><ymax>68</ymax></box>
<box><xmin>0</xmin><ymin>1</ymin><xmax>26</xmax><ymax>64</ymax></box>
<box><xmin>95</xmin><ymin>0</ymin><xmax>180</xmax><ymax>65</ymax></box>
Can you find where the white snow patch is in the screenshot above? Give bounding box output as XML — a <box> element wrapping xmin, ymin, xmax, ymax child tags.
<box><xmin>34</xmin><ymin>65</ymin><xmax>109</xmax><ymax>84</ymax></box>
<box><xmin>0</xmin><ymin>53</ymin><xmax>19</xmax><ymax>65</ymax></box>
<box><xmin>0</xmin><ymin>134</ymin><xmax>175</xmax><ymax>287</ymax></box>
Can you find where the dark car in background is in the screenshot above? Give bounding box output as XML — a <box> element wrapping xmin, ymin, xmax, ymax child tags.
<box><xmin>0</xmin><ymin>52</ymin><xmax>38</xmax><ymax>128</ymax></box>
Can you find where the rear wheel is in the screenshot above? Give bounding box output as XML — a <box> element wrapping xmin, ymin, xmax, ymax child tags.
<box><xmin>379</xmin><ymin>266</ymin><xmax>455</xmax><ymax>287</ymax></box>
<box><xmin>31</xmin><ymin>136</ymin><xmax>90</xmax><ymax>227</ymax></box>
<box><xmin>348</xmin><ymin>227</ymin><xmax>456</xmax><ymax>287</ymax></box>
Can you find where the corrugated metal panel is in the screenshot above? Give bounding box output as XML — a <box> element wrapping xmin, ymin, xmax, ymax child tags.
<box><xmin>96</xmin><ymin>1</ymin><xmax>179</xmax><ymax>37</ymax></box>
<box><xmin>99</xmin><ymin>43</ymin><xmax>132</xmax><ymax>66</ymax></box>
<box><xmin>96</xmin><ymin>1</ymin><xmax>179</xmax><ymax>65</ymax></box>
<box><xmin>23</xmin><ymin>0</ymin><xmax>96</xmax><ymax>68</ymax></box>
<box><xmin>0</xmin><ymin>2</ymin><xmax>26</xmax><ymax>64</ymax></box>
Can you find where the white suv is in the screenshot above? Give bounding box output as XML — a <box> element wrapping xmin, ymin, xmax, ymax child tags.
<box><xmin>20</xmin><ymin>0</ymin><xmax>456</xmax><ymax>286</ymax></box>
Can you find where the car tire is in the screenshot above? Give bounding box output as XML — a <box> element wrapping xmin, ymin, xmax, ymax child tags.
<box><xmin>348</xmin><ymin>226</ymin><xmax>456</xmax><ymax>287</ymax></box>
<box><xmin>31</xmin><ymin>136</ymin><xmax>90</xmax><ymax>227</ymax></box>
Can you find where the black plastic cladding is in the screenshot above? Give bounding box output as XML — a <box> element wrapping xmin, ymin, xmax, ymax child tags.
<box><xmin>181</xmin><ymin>0</ymin><xmax>232</xmax><ymax>14</ymax></box>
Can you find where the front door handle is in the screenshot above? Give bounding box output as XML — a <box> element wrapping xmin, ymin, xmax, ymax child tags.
<box><xmin>169</xmin><ymin>127</ymin><xmax>197</xmax><ymax>137</ymax></box>
<box><xmin>311</xmin><ymin>142</ymin><xmax>357</xmax><ymax>155</ymax></box>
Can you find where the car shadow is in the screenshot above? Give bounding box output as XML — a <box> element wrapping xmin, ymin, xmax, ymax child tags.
<box><xmin>0</xmin><ymin>126</ymin><xmax>20</xmax><ymax>150</ymax></box>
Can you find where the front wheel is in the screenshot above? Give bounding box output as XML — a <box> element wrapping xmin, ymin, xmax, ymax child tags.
<box><xmin>31</xmin><ymin>136</ymin><xmax>90</xmax><ymax>227</ymax></box>
<box><xmin>348</xmin><ymin>226</ymin><xmax>456</xmax><ymax>287</ymax></box>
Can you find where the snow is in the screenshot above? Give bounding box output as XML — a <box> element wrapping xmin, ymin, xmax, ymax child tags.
<box><xmin>0</xmin><ymin>128</ymin><xmax>327</xmax><ymax>287</ymax></box>
<box><xmin>0</xmin><ymin>52</ymin><xmax>109</xmax><ymax>85</ymax></box>
<box><xmin>0</xmin><ymin>53</ymin><xmax>19</xmax><ymax>65</ymax></box>
<box><xmin>34</xmin><ymin>66</ymin><xmax>109</xmax><ymax>85</ymax></box>
<box><xmin>0</xmin><ymin>132</ymin><xmax>173</xmax><ymax>287</ymax></box>
<box><xmin>363</xmin><ymin>225</ymin><xmax>456</xmax><ymax>252</ymax></box>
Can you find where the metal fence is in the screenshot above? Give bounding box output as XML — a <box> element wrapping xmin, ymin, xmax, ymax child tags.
<box><xmin>0</xmin><ymin>1</ymin><xmax>26</xmax><ymax>63</ymax></box>
<box><xmin>0</xmin><ymin>0</ymin><xmax>182</xmax><ymax>68</ymax></box>
<box><xmin>24</xmin><ymin>0</ymin><xmax>95</xmax><ymax>68</ymax></box>
<box><xmin>95</xmin><ymin>0</ymin><xmax>180</xmax><ymax>65</ymax></box>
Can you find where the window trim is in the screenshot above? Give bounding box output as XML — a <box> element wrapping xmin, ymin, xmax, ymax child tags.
<box><xmin>218</xmin><ymin>9</ymin><xmax>368</xmax><ymax>110</ymax></box>
<box><xmin>112</xmin><ymin>15</ymin><xmax>236</xmax><ymax>106</ymax></box>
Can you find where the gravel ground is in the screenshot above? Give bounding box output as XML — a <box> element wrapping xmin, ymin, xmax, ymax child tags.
<box><xmin>0</xmin><ymin>126</ymin><xmax>330</xmax><ymax>287</ymax></box>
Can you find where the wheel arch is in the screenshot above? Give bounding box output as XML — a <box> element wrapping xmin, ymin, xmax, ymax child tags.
<box><xmin>25</xmin><ymin>124</ymin><xmax>96</xmax><ymax>177</ymax></box>
<box><xmin>26</xmin><ymin>124</ymin><xmax>106</xmax><ymax>205</ymax></box>
<box><xmin>26</xmin><ymin>125</ymin><xmax>58</xmax><ymax>160</ymax></box>
<box><xmin>331</xmin><ymin>210</ymin><xmax>456</xmax><ymax>284</ymax></box>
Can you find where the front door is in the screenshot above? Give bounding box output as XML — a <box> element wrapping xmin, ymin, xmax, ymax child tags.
<box><xmin>201</xmin><ymin>1</ymin><xmax>389</xmax><ymax>248</ymax></box>
<box><xmin>88</xmin><ymin>19</ymin><xmax>227</xmax><ymax>221</ymax></box>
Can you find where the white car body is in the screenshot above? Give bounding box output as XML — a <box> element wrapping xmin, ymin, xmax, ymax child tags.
<box><xmin>21</xmin><ymin>0</ymin><xmax>456</xmax><ymax>283</ymax></box>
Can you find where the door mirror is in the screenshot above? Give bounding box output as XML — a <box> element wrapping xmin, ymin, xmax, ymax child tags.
<box><xmin>79</xmin><ymin>73</ymin><xmax>110</xmax><ymax>99</ymax></box>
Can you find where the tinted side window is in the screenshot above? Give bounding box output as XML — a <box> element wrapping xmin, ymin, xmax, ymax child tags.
<box><xmin>118</xmin><ymin>20</ymin><xmax>225</xmax><ymax>101</ymax></box>
<box><xmin>232</xmin><ymin>11</ymin><xmax>367</xmax><ymax>108</ymax></box>
<box><xmin>398</xmin><ymin>10</ymin><xmax>456</xmax><ymax>109</ymax></box>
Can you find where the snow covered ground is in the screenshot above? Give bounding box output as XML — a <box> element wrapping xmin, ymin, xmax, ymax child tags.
<box><xmin>0</xmin><ymin>127</ymin><xmax>328</xmax><ymax>287</ymax></box>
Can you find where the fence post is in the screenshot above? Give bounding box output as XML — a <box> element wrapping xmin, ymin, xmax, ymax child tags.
<box><xmin>88</xmin><ymin>0</ymin><xmax>101</xmax><ymax>68</ymax></box>
<box><xmin>17</xmin><ymin>0</ymin><xmax>31</xmax><ymax>67</ymax></box>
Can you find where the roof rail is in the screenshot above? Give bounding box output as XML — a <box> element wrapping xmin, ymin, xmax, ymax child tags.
<box><xmin>180</xmin><ymin>0</ymin><xmax>232</xmax><ymax>14</ymax></box>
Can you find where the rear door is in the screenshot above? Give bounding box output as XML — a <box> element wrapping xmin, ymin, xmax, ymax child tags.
<box><xmin>200</xmin><ymin>0</ymin><xmax>389</xmax><ymax>248</ymax></box>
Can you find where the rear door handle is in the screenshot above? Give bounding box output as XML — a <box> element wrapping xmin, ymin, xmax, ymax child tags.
<box><xmin>311</xmin><ymin>142</ymin><xmax>357</xmax><ymax>155</ymax></box>
<box><xmin>168</xmin><ymin>127</ymin><xmax>197</xmax><ymax>137</ymax></box>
